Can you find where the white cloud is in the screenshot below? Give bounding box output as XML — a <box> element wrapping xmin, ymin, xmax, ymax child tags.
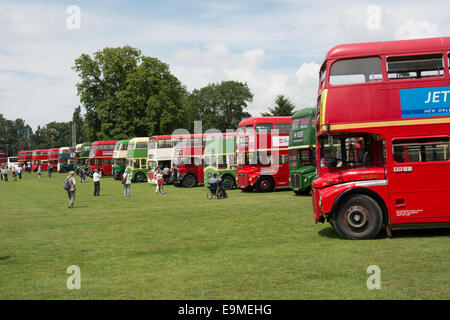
<box><xmin>169</xmin><ymin>44</ymin><xmax>318</xmax><ymax>117</ymax></box>
<box><xmin>395</xmin><ymin>20</ymin><xmax>439</xmax><ymax>40</ymax></box>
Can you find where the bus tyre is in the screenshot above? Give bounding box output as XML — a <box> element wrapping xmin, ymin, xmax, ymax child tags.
<box><xmin>135</xmin><ymin>172</ymin><xmax>146</xmax><ymax>183</ymax></box>
<box><xmin>221</xmin><ymin>175</ymin><xmax>235</xmax><ymax>190</ymax></box>
<box><xmin>118</xmin><ymin>171</ymin><xmax>124</xmax><ymax>181</ymax></box>
<box><xmin>256</xmin><ymin>178</ymin><xmax>273</xmax><ymax>193</ymax></box>
<box><xmin>182</xmin><ymin>174</ymin><xmax>196</xmax><ymax>188</ymax></box>
<box><xmin>333</xmin><ymin>194</ymin><xmax>383</xmax><ymax>240</ymax></box>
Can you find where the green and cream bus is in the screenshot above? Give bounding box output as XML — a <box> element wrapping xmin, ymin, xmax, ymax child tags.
<box><xmin>113</xmin><ymin>139</ymin><xmax>129</xmax><ymax>180</ymax></box>
<box><xmin>288</xmin><ymin>108</ymin><xmax>316</xmax><ymax>195</ymax></box>
<box><xmin>203</xmin><ymin>133</ymin><xmax>237</xmax><ymax>190</ymax></box>
<box><xmin>126</xmin><ymin>137</ymin><xmax>149</xmax><ymax>183</ymax></box>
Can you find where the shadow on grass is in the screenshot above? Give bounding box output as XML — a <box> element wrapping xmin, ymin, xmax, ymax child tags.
<box><xmin>392</xmin><ymin>227</ymin><xmax>450</xmax><ymax>238</ymax></box>
<box><xmin>318</xmin><ymin>225</ymin><xmax>450</xmax><ymax>240</ymax></box>
<box><xmin>318</xmin><ymin>226</ymin><xmax>340</xmax><ymax>239</ymax></box>
<box><xmin>0</xmin><ymin>256</ymin><xmax>12</xmax><ymax>261</ymax></box>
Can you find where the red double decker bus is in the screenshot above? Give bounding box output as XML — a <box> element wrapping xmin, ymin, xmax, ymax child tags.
<box><xmin>0</xmin><ymin>153</ymin><xmax>7</xmax><ymax>169</ymax></box>
<box><xmin>312</xmin><ymin>36</ymin><xmax>450</xmax><ymax>239</ymax></box>
<box><xmin>236</xmin><ymin>117</ymin><xmax>291</xmax><ymax>192</ymax></box>
<box><xmin>47</xmin><ymin>148</ymin><xmax>59</xmax><ymax>172</ymax></box>
<box><xmin>173</xmin><ymin>134</ymin><xmax>206</xmax><ymax>188</ymax></box>
<box><xmin>18</xmin><ymin>151</ymin><xmax>32</xmax><ymax>168</ymax></box>
<box><xmin>31</xmin><ymin>149</ymin><xmax>49</xmax><ymax>171</ymax></box>
<box><xmin>88</xmin><ymin>140</ymin><xmax>118</xmax><ymax>176</ymax></box>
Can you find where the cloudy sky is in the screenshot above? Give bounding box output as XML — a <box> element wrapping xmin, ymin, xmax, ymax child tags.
<box><xmin>0</xmin><ymin>0</ymin><xmax>449</xmax><ymax>130</ymax></box>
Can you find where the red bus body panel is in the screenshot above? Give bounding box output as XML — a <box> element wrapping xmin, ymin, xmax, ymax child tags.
<box><xmin>89</xmin><ymin>141</ymin><xmax>118</xmax><ymax>176</ymax></box>
<box><xmin>31</xmin><ymin>150</ymin><xmax>49</xmax><ymax>171</ymax></box>
<box><xmin>314</xmin><ymin>36</ymin><xmax>450</xmax><ymax>228</ymax></box>
<box><xmin>18</xmin><ymin>151</ymin><xmax>33</xmax><ymax>167</ymax></box>
<box><xmin>48</xmin><ymin>148</ymin><xmax>59</xmax><ymax>171</ymax></box>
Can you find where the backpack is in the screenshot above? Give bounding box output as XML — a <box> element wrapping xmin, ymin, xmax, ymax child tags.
<box><xmin>64</xmin><ymin>177</ymin><xmax>71</xmax><ymax>191</ymax></box>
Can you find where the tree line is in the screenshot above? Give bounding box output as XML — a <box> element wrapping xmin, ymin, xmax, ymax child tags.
<box><xmin>1</xmin><ymin>45</ymin><xmax>302</xmax><ymax>155</ymax></box>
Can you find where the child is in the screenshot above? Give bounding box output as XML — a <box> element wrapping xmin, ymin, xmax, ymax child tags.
<box><xmin>155</xmin><ymin>167</ymin><xmax>164</xmax><ymax>194</ymax></box>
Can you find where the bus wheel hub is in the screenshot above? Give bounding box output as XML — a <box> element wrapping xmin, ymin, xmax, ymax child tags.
<box><xmin>346</xmin><ymin>206</ymin><xmax>368</xmax><ymax>228</ymax></box>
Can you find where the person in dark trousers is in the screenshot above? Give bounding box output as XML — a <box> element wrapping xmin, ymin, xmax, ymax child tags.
<box><xmin>93</xmin><ymin>169</ymin><xmax>101</xmax><ymax>196</ymax></box>
<box><xmin>3</xmin><ymin>167</ymin><xmax>8</xmax><ymax>182</ymax></box>
<box><xmin>48</xmin><ymin>165</ymin><xmax>53</xmax><ymax>178</ymax></box>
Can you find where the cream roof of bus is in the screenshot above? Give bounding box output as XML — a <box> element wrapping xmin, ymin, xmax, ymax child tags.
<box><xmin>128</xmin><ymin>137</ymin><xmax>149</xmax><ymax>143</ymax></box>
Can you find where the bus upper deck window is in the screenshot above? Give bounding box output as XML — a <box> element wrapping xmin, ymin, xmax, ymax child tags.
<box><xmin>387</xmin><ymin>54</ymin><xmax>444</xmax><ymax>80</ymax></box>
<box><xmin>329</xmin><ymin>57</ymin><xmax>382</xmax><ymax>85</ymax></box>
<box><xmin>255</xmin><ymin>123</ymin><xmax>272</xmax><ymax>133</ymax></box>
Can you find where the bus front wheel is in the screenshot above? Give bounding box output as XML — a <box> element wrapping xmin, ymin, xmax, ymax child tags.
<box><xmin>135</xmin><ymin>172</ymin><xmax>147</xmax><ymax>183</ymax></box>
<box><xmin>333</xmin><ymin>194</ymin><xmax>383</xmax><ymax>240</ymax></box>
<box><xmin>182</xmin><ymin>174</ymin><xmax>197</xmax><ymax>188</ymax></box>
<box><xmin>255</xmin><ymin>178</ymin><xmax>273</xmax><ymax>193</ymax></box>
<box><xmin>221</xmin><ymin>175</ymin><xmax>235</xmax><ymax>190</ymax></box>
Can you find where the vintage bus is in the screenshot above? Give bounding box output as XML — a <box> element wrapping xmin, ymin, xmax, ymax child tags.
<box><xmin>0</xmin><ymin>153</ymin><xmax>8</xmax><ymax>168</ymax></box>
<box><xmin>74</xmin><ymin>142</ymin><xmax>92</xmax><ymax>174</ymax></box>
<box><xmin>236</xmin><ymin>117</ymin><xmax>291</xmax><ymax>192</ymax></box>
<box><xmin>312</xmin><ymin>36</ymin><xmax>450</xmax><ymax>239</ymax></box>
<box><xmin>113</xmin><ymin>140</ymin><xmax>129</xmax><ymax>180</ymax></box>
<box><xmin>147</xmin><ymin>135</ymin><xmax>176</xmax><ymax>183</ymax></box>
<box><xmin>18</xmin><ymin>151</ymin><xmax>33</xmax><ymax>168</ymax></box>
<box><xmin>173</xmin><ymin>134</ymin><xmax>206</xmax><ymax>188</ymax></box>
<box><xmin>203</xmin><ymin>133</ymin><xmax>237</xmax><ymax>190</ymax></box>
<box><xmin>48</xmin><ymin>148</ymin><xmax>60</xmax><ymax>172</ymax></box>
<box><xmin>58</xmin><ymin>147</ymin><xmax>75</xmax><ymax>173</ymax></box>
<box><xmin>288</xmin><ymin>108</ymin><xmax>316</xmax><ymax>195</ymax></box>
<box><xmin>31</xmin><ymin>149</ymin><xmax>49</xmax><ymax>171</ymax></box>
<box><xmin>88</xmin><ymin>141</ymin><xmax>117</xmax><ymax>176</ymax></box>
<box><xmin>126</xmin><ymin>137</ymin><xmax>149</xmax><ymax>182</ymax></box>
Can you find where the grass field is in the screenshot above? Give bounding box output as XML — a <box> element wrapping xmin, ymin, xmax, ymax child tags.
<box><xmin>0</xmin><ymin>172</ymin><xmax>449</xmax><ymax>300</ymax></box>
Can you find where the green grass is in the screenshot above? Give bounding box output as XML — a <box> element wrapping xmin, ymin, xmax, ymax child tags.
<box><xmin>0</xmin><ymin>172</ymin><xmax>449</xmax><ymax>299</ymax></box>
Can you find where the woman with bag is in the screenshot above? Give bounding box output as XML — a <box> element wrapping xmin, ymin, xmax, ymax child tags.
<box><xmin>123</xmin><ymin>168</ymin><xmax>132</xmax><ymax>197</ymax></box>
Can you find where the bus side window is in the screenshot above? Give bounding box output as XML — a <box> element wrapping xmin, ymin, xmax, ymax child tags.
<box><xmin>141</xmin><ymin>159</ymin><xmax>147</xmax><ymax>168</ymax></box>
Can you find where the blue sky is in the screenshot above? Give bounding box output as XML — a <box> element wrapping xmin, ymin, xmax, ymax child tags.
<box><xmin>1</xmin><ymin>0</ymin><xmax>449</xmax><ymax>129</ymax></box>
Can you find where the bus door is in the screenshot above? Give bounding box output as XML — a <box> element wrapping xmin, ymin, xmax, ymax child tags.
<box><xmin>388</xmin><ymin>137</ymin><xmax>450</xmax><ymax>224</ymax></box>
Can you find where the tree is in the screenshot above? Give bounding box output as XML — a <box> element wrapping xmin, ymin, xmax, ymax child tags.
<box><xmin>0</xmin><ymin>114</ymin><xmax>33</xmax><ymax>155</ymax></box>
<box><xmin>72</xmin><ymin>106</ymin><xmax>87</xmax><ymax>143</ymax></box>
<box><xmin>188</xmin><ymin>81</ymin><xmax>253</xmax><ymax>132</ymax></box>
<box><xmin>261</xmin><ymin>94</ymin><xmax>296</xmax><ymax>117</ymax></box>
<box><xmin>73</xmin><ymin>46</ymin><xmax>188</xmax><ymax>140</ymax></box>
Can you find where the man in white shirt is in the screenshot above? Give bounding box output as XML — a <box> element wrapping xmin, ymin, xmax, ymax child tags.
<box><xmin>17</xmin><ymin>166</ymin><xmax>22</xmax><ymax>179</ymax></box>
<box><xmin>93</xmin><ymin>169</ymin><xmax>101</xmax><ymax>196</ymax></box>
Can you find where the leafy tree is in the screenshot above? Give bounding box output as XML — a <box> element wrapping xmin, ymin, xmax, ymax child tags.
<box><xmin>0</xmin><ymin>114</ymin><xmax>33</xmax><ymax>155</ymax></box>
<box><xmin>188</xmin><ymin>81</ymin><xmax>253</xmax><ymax>132</ymax></box>
<box><xmin>72</xmin><ymin>106</ymin><xmax>87</xmax><ymax>143</ymax></box>
<box><xmin>73</xmin><ymin>46</ymin><xmax>188</xmax><ymax>140</ymax></box>
<box><xmin>261</xmin><ymin>94</ymin><xmax>296</xmax><ymax>117</ymax></box>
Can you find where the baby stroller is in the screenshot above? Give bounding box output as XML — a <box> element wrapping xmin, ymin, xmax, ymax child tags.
<box><xmin>207</xmin><ymin>180</ymin><xmax>228</xmax><ymax>200</ymax></box>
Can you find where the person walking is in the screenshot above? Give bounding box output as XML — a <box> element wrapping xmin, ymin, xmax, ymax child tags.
<box><xmin>48</xmin><ymin>165</ymin><xmax>53</xmax><ymax>178</ymax></box>
<box><xmin>12</xmin><ymin>167</ymin><xmax>17</xmax><ymax>182</ymax></box>
<box><xmin>1</xmin><ymin>167</ymin><xmax>4</xmax><ymax>182</ymax></box>
<box><xmin>37</xmin><ymin>165</ymin><xmax>42</xmax><ymax>178</ymax></box>
<box><xmin>79</xmin><ymin>168</ymin><xmax>84</xmax><ymax>183</ymax></box>
<box><xmin>155</xmin><ymin>167</ymin><xmax>165</xmax><ymax>194</ymax></box>
<box><xmin>17</xmin><ymin>166</ymin><xmax>22</xmax><ymax>179</ymax></box>
<box><xmin>123</xmin><ymin>168</ymin><xmax>132</xmax><ymax>197</ymax></box>
<box><xmin>27</xmin><ymin>163</ymin><xmax>31</xmax><ymax>174</ymax></box>
<box><xmin>66</xmin><ymin>171</ymin><xmax>76</xmax><ymax>209</ymax></box>
<box><xmin>93</xmin><ymin>169</ymin><xmax>101</xmax><ymax>196</ymax></box>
